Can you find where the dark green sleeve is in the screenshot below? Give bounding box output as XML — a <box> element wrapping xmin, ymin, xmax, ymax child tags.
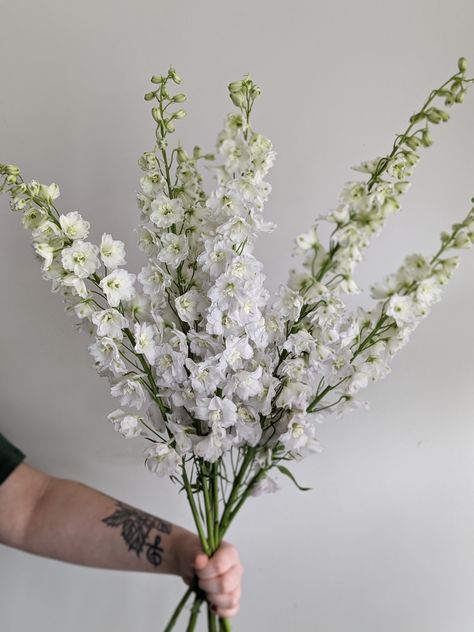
<box><xmin>0</xmin><ymin>433</ymin><xmax>25</xmax><ymax>485</ymax></box>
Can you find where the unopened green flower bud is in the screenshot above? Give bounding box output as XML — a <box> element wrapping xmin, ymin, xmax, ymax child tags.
<box><xmin>4</xmin><ymin>164</ymin><xmax>20</xmax><ymax>175</ymax></box>
<box><xmin>144</xmin><ymin>91</ymin><xmax>156</xmax><ymax>101</ymax></box>
<box><xmin>177</xmin><ymin>148</ymin><xmax>187</xmax><ymax>163</ymax></box>
<box><xmin>228</xmin><ymin>81</ymin><xmax>243</xmax><ymax>93</ymax></box>
<box><xmin>444</xmin><ymin>94</ymin><xmax>455</xmax><ymax>106</ymax></box>
<box><xmin>454</xmin><ymin>230</ymin><xmax>471</xmax><ymax>248</ymax></box>
<box><xmin>440</xmin><ymin>230</ymin><xmax>450</xmax><ymax>243</ymax></box>
<box><xmin>458</xmin><ymin>57</ymin><xmax>468</xmax><ymax>73</ymax></box>
<box><xmin>394</xmin><ymin>181</ymin><xmax>410</xmax><ymax>194</ymax></box>
<box><xmin>173</xmin><ymin>109</ymin><xmax>186</xmax><ymax>119</ymax></box>
<box><xmin>169</xmin><ymin>68</ymin><xmax>182</xmax><ymax>84</ymax></box>
<box><xmin>404</xmin><ymin>150</ymin><xmax>419</xmax><ymax>166</ymax></box>
<box><xmin>172</xmin><ymin>93</ymin><xmax>187</xmax><ymax>103</ymax></box>
<box><xmin>250</xmin><ymin>86</ymin><xmax>261</xmax><ymax>99</ymax></box>
<box><xmin>152</xmin><ymin>107</ymin><xmax>162</xmax><ymax>122</ymax></box>
<box><xmin>455</xmin><ymin>90</ymin><xmax>466</xmax><ymax>103</ymax></box>
<box><xmin>438</xmin><ymin>110</ymin><xmax>450</xmax><ymax>122</ymax></box>
<box><xmin>151</xmin><ymin>75</ymin><xmax>164</xmax><ymax>84</ymax></box>
<box><xmin>421</xmin><ymin>129</ymin><xmax>433</xmax><ymax>146</ymax></box>
<box><xmin>203</xmin><ymin>153</ymin><xmax>215</xmax><ymax>161</ymax></box>
<box><xmin>6</xmin><ymin>174</ymin><xmax>18</xmax><ymax>184</ymax></box>
<box><xmin>405</xmin><ymin>136</ymin><xmax>420</xmax><ymax>150</ymax></box>
<box><xmin>426</xmin><ymin>108</ymin><xmax>442</xmax><ymax>123</ymax></box>
<box><xmin>165</xmin><ymin>121</ymin><xmax>175</xmax><ymax>133</ymax></box>
<box><xmin>451</xmin><ymin>79</ymin><xmax>463</xmax><ymax>94</ymax></box>
<box><xmin>230</xmin><ymin>92</ymin><xmax>244</xmax><ymax>108</ymax></box>
<box><xmin>193</xmin><ymin>146</ymin><xmax>201</xmax><ymax>160</ymax></box>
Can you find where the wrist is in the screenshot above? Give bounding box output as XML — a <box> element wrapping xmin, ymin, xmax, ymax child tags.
<box><xmin>171</xmin><ymin>527</ymin><xmax>201</xmax><ymax>583</ymax></box>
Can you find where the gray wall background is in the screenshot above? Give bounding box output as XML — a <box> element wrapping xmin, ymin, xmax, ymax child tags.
<box><xmin>1</xmin><ymin>1</ymin><xmax>473</xmax><ymax>630</ymax></box>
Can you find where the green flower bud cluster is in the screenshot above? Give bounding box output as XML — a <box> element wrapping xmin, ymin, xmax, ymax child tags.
<box><xmin>174</xmin><ymin>144</ymin><xmax>215</xmax><ymax>169</ymax></box>
<box><xmin>144</xmin><ymin>66</ymin><xmax>187</xmax><ymax>140</ymax></box>
<box><xmin>0</xmin><ymin>163</ymin><xmax>21</xmax><ymax>190</ymax></box>
<box><xmin>368</xmin><ymin>57</ymin><xmax>474</xmax><ymax>191</ymax></box>
<box><xmin>227</xmin><ymin>74</ymin><xmax>262</xmax><ymax>123</ymax></box>
<box><xmin>439</xmin><ymin>205</ymin><xmax>474</xmax><ymax>253</ymax></box>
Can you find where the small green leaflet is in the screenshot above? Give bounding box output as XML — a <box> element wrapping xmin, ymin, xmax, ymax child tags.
<box><xmin>276</xmin><ymin>465</ymin><xmax>312</xmax><ymax>491</ymax></box>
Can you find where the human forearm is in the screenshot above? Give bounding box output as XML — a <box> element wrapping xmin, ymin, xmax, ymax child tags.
<box><xmin>3</xmin><ymin>465</ymin><xmax>195</xmax><ymax>576</ymax></box>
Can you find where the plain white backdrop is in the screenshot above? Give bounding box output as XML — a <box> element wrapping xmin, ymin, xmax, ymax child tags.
<box><xmin>1</xmin><ymin>1</ymin><xmax>474</xmax><ymax>630</ymax></box>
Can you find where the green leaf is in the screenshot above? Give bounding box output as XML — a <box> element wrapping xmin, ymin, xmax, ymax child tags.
<box><xmin>276</xmin><ymin>465</ymin><xmax>312</xmax><ymax>492</ymax></box>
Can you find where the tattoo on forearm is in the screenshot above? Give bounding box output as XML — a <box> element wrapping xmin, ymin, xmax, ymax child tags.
<box><xmin>102</xmin><ymin>501</ymin><xmax>172</xmax><ymax>567</ymax></box>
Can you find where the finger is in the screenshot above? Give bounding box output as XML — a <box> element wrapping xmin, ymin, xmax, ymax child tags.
<box><xmin>193</xmin><ymin>552</ymin><xmax>209</xmax><ymax>572</ymax></box>
<box><xmin>215</xmin><ymin>604</ymin><xmax>240</xmax><ymax>619</ymax></box>
<box><xmin>198</xmin><ymin>564</ymin><xmax>242</xmax><ymax>594</ymax></box>
<box><xmin>196</xmin><ymin>545</ymin><xmax>239</xmax><ymax>579</ymax></box>
<box><xmin>206</xmin><ymin>586</ymin><xmax>241</xmax><ymax>610</ymax></box>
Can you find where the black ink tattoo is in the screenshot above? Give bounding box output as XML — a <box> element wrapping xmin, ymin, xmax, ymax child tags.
<box><xmin>102</xmin><ymin>501</ymin><xmax>172</xmax><ymax>567</ymax></box>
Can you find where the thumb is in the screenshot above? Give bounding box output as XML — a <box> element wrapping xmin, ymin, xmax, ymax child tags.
<box><xmin>193</xmin><ymin>552</ymin><xmax>209</xmax><ymax>572</ymax></box>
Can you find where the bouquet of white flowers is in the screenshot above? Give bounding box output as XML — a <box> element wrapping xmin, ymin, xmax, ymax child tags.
<box><xmin>1</xmin><ymin>57</ymin><xmax>473</xmax><ymax>631</ymax></box>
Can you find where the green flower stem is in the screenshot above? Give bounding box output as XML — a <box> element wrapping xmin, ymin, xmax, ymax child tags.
<box><xmin>163</xmin><ymin>585</ymin><xmax>194</xmax><ymax>632</ymax></box>
<box><xmin>182</xmin><ymin>460</ymin><xmax>211</xmax><ymax>556</ymax></box>
<box><xmin>212</xmin><ymin>461</ymin><xmax>220</xmax><ymax>546</ymax></box>
<box><xmin>219</xmin><ymin>448</ymin><xmax>255</xmax><ymax>533</ymax></box>
<box><xmin>184</xmin><ymin>458</ymin><xmax>232</xmax><ymax>632</ymax></box>
<box><xmin>201</xmin><ymin>461</ymin><xmax>216</xmax><ymax>551</ymax></box>
<box><xmin>157</xmin><ymin>83</ymin><xmax>174</xmax><ymax>199</ymax></box>
<box><xmin>220</xmin><ymin>467</ymin><xmax>268</xmax><ymax>539</ymax></box>
<box><xmin>186</xmin><ymin>593</ymin><xmax>204</xmax><ymax>632</ymax></box>
<box><xmin>207</xmin><ymin>605</ymin><xmax>218</xmax><ymax>632</ymax></box>
<box><xmin>219</xmin><ymin>620</ymin><xmax>232</xmax><ymax>632</ymax></box>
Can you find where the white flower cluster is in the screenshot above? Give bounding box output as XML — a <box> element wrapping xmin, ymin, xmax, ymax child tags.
<box><xmin>2</xmin><ymin>63</ymin><xmax>473</xmax><ymax>491</ymax></box>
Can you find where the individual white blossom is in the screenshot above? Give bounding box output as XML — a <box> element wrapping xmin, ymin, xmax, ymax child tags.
<box><xmin>92</xmin><ymin>308</ymin><xmax>128</xmax><ymax>339</ymax></box>
<box><xmin>157</xmin><ymin>233</ymin><xmax>189</xmax><ymax>266</ymax></box>
<box><xmin>100</xmin><ymin>233</ymin><xmax>127</xmax><ymax>270</ymax></box>
<box><xmin>61</xmin><ymin>240</ymin><xmax>100</xmax><ymax>278</ymax></box>
<box><xmin>59</xmin><ymin>211</ymin><xmax>90</xmax><ymax>240</ymax></box>
<box><xmin>145</xmin><ymin>443</ymin><xmax>180</xmax><ymax>476</ymax></box>
<box><xmin>107</xmin><ymin>408</ymin><xmax>142</xmax><ymax>438</ymax></box>
<box><xmin>134</xmin><ymin>321</ymin><xmax>158</xmax><ymax>364</ymax></box>
<box><xmin>88</xmin><ymin>337</ymin><xmax>127</xmax><ymax>375</ymax></box>
<box><xmin>110</xmin><ymin>375</ymin><xmax>147</xmax><ymax>410</ymax></box>
<box><xmin>150</xmin><ymin>194</ymin><xmax>185</xmax><ymax>228</ymax></box>
<box><xmin>100</xmin><ymin>268</ymin><xmax>136</xmax><ymax>307</ymax></box>
<box><xmin>175</xmin><ymin>288</ymin><xmax>207</xmax><ymax>325</ymax></box>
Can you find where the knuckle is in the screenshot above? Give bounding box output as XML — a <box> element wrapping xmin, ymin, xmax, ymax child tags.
<box><xmin>220</xmin><ymin>576</ymin><xmax>232</xmax><ymax>593</ymax></box>
<box><xmin>226</xmin><ymin>605</ymin><xmax>240</xmax><ymax>617</ymax></box>
<box><xmin>214</xmin><ymin>559</ymin><xmax>227</xmax><ymax>575</ymax></box>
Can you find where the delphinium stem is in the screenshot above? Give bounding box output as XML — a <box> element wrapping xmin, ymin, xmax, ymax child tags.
<box><xmin>163</xmin><ymin>585</ymin><xmax>195</xmax><ymax>632</ymax></box>
<box><xmin>186</xmin><ymin>593</ymin><xmax>204</xmax><ymax>632</ymax></box>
